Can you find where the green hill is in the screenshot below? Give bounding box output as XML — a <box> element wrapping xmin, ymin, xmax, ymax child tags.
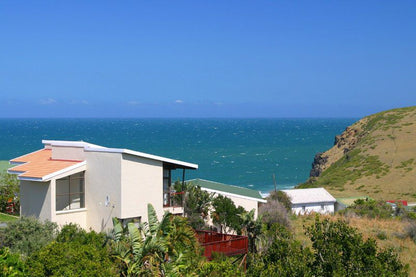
<box><xmin>299</xmin><ymin>106</ymin><xmax>416</xmax><ymax>201</ymax></box>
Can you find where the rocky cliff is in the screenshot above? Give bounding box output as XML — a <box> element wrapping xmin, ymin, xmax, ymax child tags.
<box><xmin>299</xmin><ymin>106</ymin><xmax>416</xmax><ymax>201</ymax></box>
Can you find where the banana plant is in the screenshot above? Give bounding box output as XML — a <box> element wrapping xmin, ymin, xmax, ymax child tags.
<box><xmin>110</xmin><ymin>203</ymin><xmax>201</xmax><ymax>276</ymax></box>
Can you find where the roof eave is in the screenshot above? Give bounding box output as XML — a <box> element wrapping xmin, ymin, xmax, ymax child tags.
<box><xmin>85</xmin><ymin>147</ymin><xmax>198</xmax><ymax>170</ymax></box>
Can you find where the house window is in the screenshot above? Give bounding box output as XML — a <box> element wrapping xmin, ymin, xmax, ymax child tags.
<box><xmin>163</xmin><ymin>167</ymin><xmax>171</xmax><ymax>206</ymax></box>
<box><xmin>321</xmin><ymin>204</ymin><xmax>325</xmax><ymax>210</ymax></box>
<box><xmin>56</xmin><ymin>172</ymin><xmax>85</xmax><ymax>211</ymax></box>
<box><xmin>302</xmin><ymin>206</ymin><xmax>306</xmax><ymax>211</ymax></box>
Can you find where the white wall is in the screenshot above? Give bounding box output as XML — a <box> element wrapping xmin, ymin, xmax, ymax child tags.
<box><xmin>20</xmin><ymin>180</ymin><xmax>52</xmax><ymax>220</ymax></box>
<box><xmin>84</xmin><ymin>151</ymin><xmax>122</xmax><ymax>232</ymax></box>
<box><xmin>291</xmin><ymin>202</ymin><xmax>335</xmax><ymax>215</ymax></box>
<box><xmin>121</xmin><ymin>153</ymin><xmax>164</xmax><ymax>223</ymax></box>
<box><xmin>228</xmin><ymin>195</ymin><xmax>260</xmax><ymax>218</ymax></box>
<box><xmin>55</xmin><ymin>209</ymin><xmax>87</xmax><ymax>228</ymax></box>
<box><xmin>51</xmin><ymin>145</ymin><xmax>85</xmax><ymax>161</ymax></box>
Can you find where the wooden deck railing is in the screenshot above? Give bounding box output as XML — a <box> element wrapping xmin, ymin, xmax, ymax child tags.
<box><xmin>195</xmin><ymin>230</ymin><xmax>248</xmax><ymax>259</ymax></box>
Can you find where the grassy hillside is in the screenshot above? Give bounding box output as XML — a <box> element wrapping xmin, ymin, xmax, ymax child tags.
<box><xmin>300</xmin><ymin>106</ymin><xmax>416</xmax><ymax>201</ymax></box>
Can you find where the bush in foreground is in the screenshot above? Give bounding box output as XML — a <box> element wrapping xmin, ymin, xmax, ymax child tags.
<box><xmin>0</xmin><ymin>247</ymin><xmax>27</xmax><ymax>276</ymax></box>
<box><xmin>0</xmin><ymin>217</ymin><xmax>57</xmax><ymax>257</ymax></box>
<box><xmin>306</xmin><ymin>217</ymin><xmax>407</xmax><ymax>276</ymax></box>
<box><xmin>247</xmin><ymin>218</ymin><xmax>408</xmax><ymax>276</ymax></box>
<box><xmin>27</xmin><ymin>224</ymin><xmax>117</xmax><ymax>277</ymax></box>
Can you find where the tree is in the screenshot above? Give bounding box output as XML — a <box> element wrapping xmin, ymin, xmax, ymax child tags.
<box><xmin>239</xmin><ymin>209</ymin><xmax>262</xmax><ymax>252</ymax></box>
<box><xmin>211</xmin><ymin>195</ymin><xmax>246</xmax><ymax>234</ymax></box>
<box><xmin>174</xmin><ymin>181</ymin><xmax>213</xmax><ymax>230</ymax></box>
<box><xmin>0</xmin><ymin>172</ymin><xmax>19</xmax><ymax>215</ymax></box>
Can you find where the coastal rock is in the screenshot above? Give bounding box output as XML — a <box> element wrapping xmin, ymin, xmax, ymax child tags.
<box><xmin>309</xmin><ymin>153</ymin><xmax>328</xmax><ymax>177</ymax></box>
<box><xmin>334</xmin><ymin>127</ymin><xmax>359</xmax><ymax>148</ymax></box>
<box><xmin>308</xmin><ymin>125</ymin><xmax>361</xmax><ymax>178</ymax></box>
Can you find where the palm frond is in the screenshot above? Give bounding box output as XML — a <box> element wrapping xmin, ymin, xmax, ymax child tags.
<box><xmin>112</xmin><ymin>217</ymin><xmax>124</xmax><ymax>241</ymax></box>
<box><xmin>147</xmin><ymin>203</ymin><xmax>159</xmax><ymax>235</ymax></box>
<box><xmin>127</xmin><ymin>222</ymin><xmax>143</xmax><ymax>257</ymax></box>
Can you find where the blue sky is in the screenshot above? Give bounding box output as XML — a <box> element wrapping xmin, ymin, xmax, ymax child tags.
<box><xmin>1</xmin><ymin>1</ymin><xmax>415</xmax><ymax>118</ymax></box>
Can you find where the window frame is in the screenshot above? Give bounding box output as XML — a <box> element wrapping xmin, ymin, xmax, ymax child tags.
<box><xmin>163</xmin><ymin>166</ymin><xmax>172</xmax><ymax>207</ymax></box>
<box><xmin>55</xmin><ymin>171</ymin><xmax>85</xmax><ymax>211</ymax></box>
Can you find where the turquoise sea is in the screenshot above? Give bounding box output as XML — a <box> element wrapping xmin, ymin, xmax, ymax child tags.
<box><xmin>0</xmin><ymin>118</ymin><xmax>356</xmax><ymax>194</ymax></box>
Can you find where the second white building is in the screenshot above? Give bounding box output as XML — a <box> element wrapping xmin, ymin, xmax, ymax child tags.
<box><xmin>281</xmin><ymin>187</ymin><xmax>336</xmax><ymax>215</ymax></box>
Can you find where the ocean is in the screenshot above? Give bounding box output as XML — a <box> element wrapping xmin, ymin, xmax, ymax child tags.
<box><xmin>0</xmin><ymin>118</ymin><xmax>356</xmax><ymax>194</ymax></box>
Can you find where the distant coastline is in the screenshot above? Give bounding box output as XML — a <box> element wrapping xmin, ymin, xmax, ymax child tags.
<box><xmin>0</xmin><ymin>118</ymin><xmax>356</xmax><ymax>193</ymax></box>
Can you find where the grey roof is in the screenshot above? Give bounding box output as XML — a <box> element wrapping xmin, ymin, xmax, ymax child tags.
<box><xmin>282</xmin><ymin>188</ymin><xmax>336</xmax><ymax>205</ymax></box>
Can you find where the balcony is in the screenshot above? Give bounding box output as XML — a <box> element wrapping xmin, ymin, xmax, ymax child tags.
<box><xmin>163</xmin><ymin>190</ymin><xmax>184</xmax><ymax>214</ymax></box>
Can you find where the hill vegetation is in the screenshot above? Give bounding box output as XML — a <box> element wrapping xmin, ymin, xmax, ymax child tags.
<box><xmin>299</xmin><ymin>106</ymin><xmax>416</xmax><ymax>201</ymax></box>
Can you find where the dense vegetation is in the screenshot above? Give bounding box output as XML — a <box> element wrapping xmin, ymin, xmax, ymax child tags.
<box><xmin>0</xmin><ymin>176</ymin><xmax>411</xmax><ymax>275</ymax></box>
<box><xmin>0</xmin><ymin>192</ymin><xmax>409</xmax><ymax>276</ymax></box>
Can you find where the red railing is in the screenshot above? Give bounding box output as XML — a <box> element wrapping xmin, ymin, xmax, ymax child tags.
<box><xmin>195</xmin><ymin>230</ymin><xmax>248</xmax><ymax>260</ymax></box>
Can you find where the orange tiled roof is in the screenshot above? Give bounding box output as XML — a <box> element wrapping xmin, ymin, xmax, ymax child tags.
<box><xmin>9</xmin><ymin>149</ymin><xmax>83</xmax><ymax>179</ymax></box>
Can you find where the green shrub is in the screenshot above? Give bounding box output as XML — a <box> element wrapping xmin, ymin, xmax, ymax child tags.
<box><xmin>211</xmin><ymin>195</ymin><xmax>246</xmax><ymax>234</ymax></box>
<box><xmin>0</xmin><ymin>217</ymin><xmax>57</xmax><ymax>257</ymax></box>
<box><xmin>179</xmin><ymin>182</ymin><xmax>214</xmax><ymax>230</ymax></box>
<box><xmin>28</xmin><ymin>223</ymin><xmax>117</xmax><ymax>276</ymax></box>
<box><xmin>248</xmin><ymin>219</ymin><xmax>408</xmax><ymax>276</ymax></box>
<box><xmin>306</xmin><ymin>217</ymin><xmax>408</xmax><ymax>276</ymax></box>
<box><xmin>197</xmin><ymin>256</ymin><xmax>244</xmax><ymax>277</ymax></box>
<box><xmin>56</xmin><ymin>223</ymin><xmax>107</xmax><ymax>247</ymax></box>
<box><xmin>376</xmin><ymin>231</ymin><xmax>387</xmax><ymax>240</ymax></box>
<box><xmin>0</xmin><ymin>247</ymin><xmax>27</xmax><ymax>276</ymax></box>
<box><xmin>248</xmin><ymin>224</ymin><xmax>313</xmax><ymax>277</ymax></box>
<box><xmin>339</xmin><ymin>199</ymin><xmax>393</xmax><ymax>219</ymax></box>
<box><xmin>27</xmin><ymin>240</ymin><xmax>118</xmax><ymax>277</ymax></box>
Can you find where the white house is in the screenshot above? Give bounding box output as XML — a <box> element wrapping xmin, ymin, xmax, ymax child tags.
<box><xmin>8</xmin><ymin>140</ymin><xmax>198</xmax><ymax>232</ymax></box>
<box><xmin>8</xmin><ymin>140</ymin><xmax>266</xmax><ymax>232</ymax></box>
<box><xmin>281</xmin><ymin>188</ymin><xmax>336</xmax><ymax>215</ymax></box>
